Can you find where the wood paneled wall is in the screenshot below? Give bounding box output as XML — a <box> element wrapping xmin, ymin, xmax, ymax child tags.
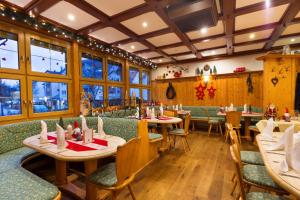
<box><xmin>151</xmin><ymin>71</ymin><xmax>263</xmax><ymax>107</ymax></box>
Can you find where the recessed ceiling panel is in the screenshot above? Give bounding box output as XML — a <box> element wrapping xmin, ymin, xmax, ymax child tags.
<box><xmin>273</xmin><ymin>36</ymin><xmax>300</xmax><ymax>47</ymax></box>
<box><xmin>234</xmin><ymin>29</ymin><xmax>273</xmax><ymax>43</ymax></box>
<box><xmin>4</xmin><ymin>0</ymin><xmax>32</xmax><ymax>7</ymax></box>
<box><xmin>121</xmin><ymin>12</ymin><xmax>168</xmax><ymax>35</ymax></box>
<box><xmin>147</xmin><ymin>33</ymin><xmax>181</xmax><ymax>47</ymax></box>
<box><xmin>235</xmin><ymin>4</ymin><xmax>288</xmax><ymax>30</ymax></box>
<box><xmin>201</xmin><ymin>48</ymin><xmax>226</xmax><ymax>57</ymax></box>
<box><xmin>186</xmin><ymin>21</ymin><xmax>224</xmax><ymax>40</ymax></box>
<box><xmin>282</xmin><ymin>23</ymin><xmax>300</xmax><ymax>36</ymax></box>
<box><xmin>234</xmin><ymin>42</ymin><xmax>265</xmax><ymax>52</ymax></box>
<box><xmin>296</xmin><ymin>11</ymin><xmax>300</xmax><ymax>18</ymax></box>
<box><xmin>85</xmin><ymin>0</ymin><xmax>145</xmax><ymax>16</ymax></box>
<box><xmin>194</xmin><ymin>37</ymin><xmax>226</xmax><ymax>50</ymax></box>
<box><xmin>163</xmin><ymin>46</ymin><xmax>190</xmax><ymax>55</ymax></box>
<box><xmin>41</xmin><ymin>1</ymin><xmax>98</xmax><ymax>30</ymax></box>
<box><xmin>89</xmin><ymin>27</ymin><xmax>129</xmax><ymax>43</ymax></box>
<box><xmin>151</xmin><ymin>58</ymin><xmax>172</xmax><ymax>64</ymax></box>
<box><xmin>236</xmin><ymin>0</ymin><xmax>264</xmax><ymax>9</ymax></box>
<box><xmin>174</xmin><ymin>54</ymin><xmax>196</xmax><ymax>60</ymax></box>
<box><xmin>138</xmin><ymin>51</ymin><xmax>161</xmax><ymax>59</ymax></box>
<box><xmin>118</xmin><ymin>42</ymin><xmax>147</xmax><ymax>52</ymax></box>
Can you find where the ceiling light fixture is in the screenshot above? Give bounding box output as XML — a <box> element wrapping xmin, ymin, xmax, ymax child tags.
<box><xmin>212</xmin><ymin>50</ymin><xmax>216</xmax><ymax>55</ymax></box>
<box><xmin>67</xmin><ymin>14</ymin><xmax>75</xmax><ymax>21</ymax></box>
<box><xmin>130</xmin><ymin>45</ymin><xmax>135</xmax><ymax>49</ymax></box>
<box><xmin>291</xmin><ymin>38</ymin><xmax>296</xmax><ymax>42</ymax></box>
<box><xmin>159</xmin><ymin>59</ymin><xmax>162</xmax><ymax>62</ymax></box>
<box><xmin>142</xmin><ymin>22</ymin><xmax>148</xmax><ymax>28</ymax></box>
<box><xmin>203</xmin><ymin>39</ymin><xmax>210</xmax><ymax>42</ymax></box>
<box><xmin>200</xmin><ymin>27</ymin><xmax>208</xmax><ymax>34</ymax></box>
<box><xmin>265</xmin><ymin>0</ymin><xmax>271</xmax><ymax>8</ymax></box>
<box><xmin>249</xmin><ymin>33</ymin><xmax>255</xmax><ymax>39</ymax></box>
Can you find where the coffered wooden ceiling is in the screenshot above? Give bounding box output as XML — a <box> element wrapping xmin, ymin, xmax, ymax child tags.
<box><xmin>3</xmin><ymin>0</ymin><xmax>300</xmax><ymax>65</ymax></box>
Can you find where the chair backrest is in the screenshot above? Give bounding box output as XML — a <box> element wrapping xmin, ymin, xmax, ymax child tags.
<box><xmin>230</xmin><ymin>144</ymin><xmax>246</xmax><ymax>200</ymax></box>
<box><xmin>184</xmin><ymin>114</ymin><xmax>191</xmax><ymax>134</ymax></box>
<box><xmin>229</xmin><ymin>129</ymin><xmax>242</xmax><ymax>153</ymax></box>
<box><xmin>164</xmin><ymin>110</ymin><xmax>177</xmax><ymax>117</ymax></box>
<box><xmin>226</xmin><ymin>111</ymin><xmax>242</xmax><ymax>127</ymax></box>
<box><xmin>116</xmin><ymin>138</ymin><xmax>139</xmax><ymax>185</ymax></box>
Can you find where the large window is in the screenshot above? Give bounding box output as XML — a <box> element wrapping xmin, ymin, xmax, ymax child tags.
<box><xmin>142</xmin><ymin>71</ymin><xmax>150</xmax><ymax>85</ymax></box>
<box><xmin>0</xmin><ymin>31</ymin><xmax>19</xmax><ymax>70</ymax></box>
<box><xmin>108</xmin><ymin>86</ymin><xmax>123</xmax><ymax>106</ymax></box>
<box><xmin>32</xmin><ymin>81</ymin><xmax>68</xmax><ymax>113</ymax></box>
<box><xmin>142</xmin><ymin>89</ymin><xmax>150</xmax><ymax>101</ymax></box>
<box><xmin>129</xmin><ymin>67</ymin><xmax>140</xmax><ymax>84</ymax></box>
<box><xmin>82</xmin><ymin>84</ymin><xmax>104</xmax><ymax>107</ymax></box>
<box><xmin>108</xmin><ymin>60</ymin><xmax>122</xmax><ymax>82</ymax></box>
<box><xmin>0</xmin><ymin>78</ymin><xmax>21</xmax><ymax>116</ymax></box>
<box><xmin>30</xmin><ymin>39</ymin><xmax>67</xmax><ymax>75</ymax></box>
<box><xmin>130</xmin><ymin>88</ymin><xmax>140</xmax><ymax>98</ymax></box>
<box><xmin>81</xmin><ymin>53</ymin><xmax>103</xmax><ymax>80</ymax></box>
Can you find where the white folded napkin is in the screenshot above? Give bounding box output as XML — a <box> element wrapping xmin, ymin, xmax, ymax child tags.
<box><xmin>146</xmin><ymin>107</ymin><xmax>150</xmax><ymax>117</ymax></box>
<box><xmin>175</xmin><ymin>104</ymin><xmax>178</xmax><ymax>111</ymax></box>
<box><xmin>261</xmin><ymin>118</ymin><xmax>274</xmax><ymax>140</ymax></box>
<box><xmin>243</xmin><ymin>104</ymin><xmax>247</xmax><ymax>113</ymax></box>
<box><xmin>268</xmin><ymin>125</ymin><xmax>294</xmax><ymax>151</ymax></box>
<box><xmin>151</xmin><ymin>108</ymin><xmax>155</xmax><ymax>119</ymax></box>
<box><xmin>291</xmin><ymin>140</ymin><xmax>300</xmax><ymax>173</ymax></box>
<box><xmin>56</xmin><ymin>124</ymin><xmax>66</xmax><ymax>150</ymax></box>
<box><xmin>40</xmin><ymin>120</ymin><xmax>48</xmax><ymax>144</ymax></box>
<box><xmin>160</xmin><ymin>106</ymin><xmax>163</xmax><ymax>116</ymax></box>
<box><xmin>81</xmin><ymin>116</ymin><xmax>88</xmax><ymax>131</ymax></box>
<box><xmin>135</xmin><ymin>107</ymin><xmax>139</xmax><ymax>118</ymax></box>
<box><xmin>98</xmin><ymin>116</ymin><xmax>106</xmax><ymax>138</ymax></box>
<box><xmin>179</xmin><ymin>104</ymin><xmax>182</xmax><ymax>110</ymax></box>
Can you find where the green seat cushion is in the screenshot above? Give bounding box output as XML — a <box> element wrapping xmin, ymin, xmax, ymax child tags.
<box><xmin>149</xmin><ymin>133</ymin><xmax>162</xmax><ymax>140</ymax></box>
<box><xmin>246</xmin><ymin>192</ymin><xmax>286</xmax><ymax>200</ymax></box>
<box><xmin>0</xmin><ymin>168</ymin><xmax>59</xmax><ymax>200</ymax></box>
<box><xmin>89</xmin><ymin>163</ymin><xmax>117</xmax><ymax>187</ymax></box>
<box><xmin>0</xmin><ymin>147</ymin><xmax>37</xmax><ymax>173</ymax></box>
<box><xmin>208</xmin><ymin>119</ymin><xmax>219</xmax><ymax>124</ymax></box>
<box><xmin>191</xmin><ymin>116</ymin><xmax>208</xmax><ymax>121</ymax></box>
<box><xmin>241</xmin><ymin>151</ymin><xmax>264</xmax><ymax>165</ymax></box>
<box><xmin>243</xmin><ymin>165</ymin><xmax>282</xmax><ymax>189</ymax></box>
<box><xmin>169</xmin><ymin>129</ymin><xmax>184</xmax><ymax>135</ymax></box>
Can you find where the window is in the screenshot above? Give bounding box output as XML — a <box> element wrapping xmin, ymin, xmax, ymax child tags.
<box><xmin>142</xmin><ymin>89</ymin><xmax>150</xmax><ymax>101</ymax></box>
<box><xmin>81</xmin><ymin>53</ymin><xmax>103</xmax><ymax>80</ymax></box>
<box><xmin>129</xmin><ymin>67</ymin><xmax>140</xmax><ymax>84</ymax></box>
<box><xmin>30</xmin><ymin>39</ymin><xmax>67</xmax><ymax>75</ymax></box>
<box><xmin>32</xmin><ymin>81</ymin><xmax>68</xmax><ymax>113</ymax></box>
<box><xmin>0</xmin><ymin>78</ymin><xmax>21</xmax><ymax>116</ymax></box>
<box><xmin>82</xmin><ymin>84</ymin><xmax>104</xmax><ymax>107</ymax></box>
<box><xmin>0</xmin><ymin>31</ymin><xmax>19</xmax><ymax>70</ymax></box>
<box><xmin>130</xmin><ymin>88</ymin><xmax>140</xmax><ymax>98</ymax></box>
<box><xmin>107</xmin><ymin>60</ymin><xmax>122</xmax><ymax>82</ymax></box>
<box><xmin>142</xmin><ymin>71</ymin><xmax>150</xmax><ymax>85</ymax></box>
<box><xmin>108</xmin><ymin>86</ymin><xmax>123</xmax><ymax>106</ymax></box>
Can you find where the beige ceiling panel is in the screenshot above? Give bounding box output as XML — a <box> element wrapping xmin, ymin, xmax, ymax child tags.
<box><xmin>147</xmin><ymin>33</ymin><xmax>181</xmax><ymax>47</ymax></box>
<box><xmin>163</xmin><ymin>46</ymin><xmax>190</xmax><ymax>55</ymax></box>
<box><xmin>282</xmin><ymin>23</ymin><xmax>300</xmax><ymax>35</ymax></box>
<box><xmin>118</xmin><ymin>42</ymin><xmax>147</xmax><ymax>52</ymax></box>
<box><xmin>235</xmin><ymin>29</ymin><xmax>273</xmax><ymax>43</ymax></box>
<box><xmin>273</xmin><ymin>36</ymin><xmax>300</xmax><ymax>47</ymax></box>
<box><xmin>41</xmin><ymin>1</ymin><xmax>98</xmax><ymax>30</ymax></box>
<box><xmin>194</xmin><ymin>37</ymin><xmax>226</xmax><ymax>50</ymax></box>
<box><xmin>235</xmin><ymin>4</ymin><xmax>289</xmax><ymax>30</ymax></box>
<box><xmin>201</xmin><ymin>48</ymin><xmax>226</xmax><ymax>57</ymax></box>
<box><xmin>89</xmin><ymin>27</ymin><xmax>129</xmax><ymax>43</ymax></box>
<box><xmin>151</xmin><ymin>58</ymin><xmax>172</xmax><ymax>63</ymax></box>
<box><xmin>174</xmin><ymin>54</ymin><xmax>196</xmax><ymax>60</ymax></box>
<box><xmin>236</xmin><ymin>0</ymin><xmax>264</xmax><ymax>8</ymax></box>
<box><xmin>296</xmin><ymin>11</ymin><xmax>300</xmax><ymax>18</ymax></box>
<box><xmin>4</xmin><ymin>0</ymin><xmax>32</xmax><ymax>7</ymax></box>
<box><xmin>234</xmin><ymin>42</ymin><xmax>265</xmax><ymax>52</ymax></box>
<box><xmin>138</xmin><ymin>51</ymin><xmax>161</xmax><ymax>59</ymax></box>
<box><xmin>121</xmin><ymin>12</ymin><xmax>168</xmax><ymax>35</ymax></box>
<box><xmin>85</xmin><ymin>0</ymin><xmax>145</xmax><ymax>16</ymax></box>
<box><xmin>186</xmin><ymin>21</ymin><xmax>224</xmax><ymax>40</ymax></box>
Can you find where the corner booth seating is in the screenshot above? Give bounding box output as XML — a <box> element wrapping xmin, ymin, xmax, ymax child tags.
<box><xmin>0</xmin><ymin>117</ymin><xmax>157</xmax><ymax>200</ymax></box>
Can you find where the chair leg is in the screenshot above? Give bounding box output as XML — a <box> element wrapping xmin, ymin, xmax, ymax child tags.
<box><xmin>128</xmin><ymin>184</ymin><xmax>136</xmax><ymax>200</ymax></box>
<box><xmin>219</xmin><ymin>123</ymin><xmax>223</xmax><ymax>135</ymax></box>
<box><xmin>231</xmin><ymin>180</ymin><xmax>237</xmax><ymax>196</ymax></box>
<box><xmin>208</xmin><ymin>124</ymin><xmax>212</xmax><ymax>136</ymax></box>
<box><xmin>173</xmin><ymin>135</ymin><xmax>176</xmax><ymax>147</ymax></box>
<box><xmin>112</xmin><ymin>191</ymin><xmax>117</xmax><ymax>200</ymax></box>
<box><xmin>225</xmin><ymin>129</ymin><xmax>229</xmax><ymax>143</ymax></box>
<box><xmin>231</xmin><ymin>173</ymin><xmax>236</xmax><ymax>182</ymax></box>
<box><xmin>237</xmin><ymin>129</ymin><xmax>241</xmax><ymax>144</ymax></box>
<box><xmin>192</xmin><ymin>121</ymin><xmax>195</xmax><ymax>131</ymax></box>
<box><xmin>184</xmin><ymin>137</ymin><xmax>190</xmax><ymax>151</ymax></box>
<box><xmin>181</xmin><ymin>137</ymin><xmax>187</xmax><ymax>153</ymax></box>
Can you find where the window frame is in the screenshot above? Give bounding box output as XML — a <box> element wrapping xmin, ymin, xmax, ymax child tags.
<box><xmin>106</xmin><ymin>57</ymin><xmax>125</xmax><ymax>84</ymax></box>
<box><xmin>0</xmin><ymin>24</ymin><xmax>26</xmax><ymax>75</ymax></box>
<box><xmin>80</xmin><ymin>81</ymin><xmax>105</xmax><ymax>108</ymax></box>
<box><xmin>107</xmin><ymin>84</ymin><xmax>124</xmax><ymax>106</ymax></box>
<box><xmin>25</xmin><ymin>33</ymin><xmax>72</xmax><ymax>79</ymax></box>
<box><xmin>129</xmin><ymin>66</ymin><xmax>141</xmax><ymax>85</ymax></box>
<box><xmin>0</xmin><ymin>73</ymin><xmax>27</xmax><ymax>122</ymax></box>
<box><xmin>27</xmin><ymin>76</ymin><xmax>73</xmax><ymax>118</ymax></box>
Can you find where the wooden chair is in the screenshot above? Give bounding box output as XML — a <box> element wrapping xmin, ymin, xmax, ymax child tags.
<box><xmin>88</xmin><ymin>138</ymin><xmax>139</xmax><ymax>200</ymax></box>
<box><xmin>229</xmin><ymin>145</ymin><xmax>287</xmax><ymax>200</ymax></box>
<box><xmin>225</xmin><ymin>111</ymin><xmax>242</xmax><ymax>143</ymax></box>
<box><xmin>207</xmin><ymin>117</ymin><xmax>223</xmax><ymax>137</ymax></box>
<box><xmin>168</xmin><ymin>114</ymin><xmax>191</xmax><ymax>152</ymax></box>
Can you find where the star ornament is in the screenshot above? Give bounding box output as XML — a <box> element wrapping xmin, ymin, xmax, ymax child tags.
<box><xmin>207</xmin><ymin>86</ymin><xmax>216</xmax><ymax>99</ymax></box>
<box><xmin>195</xmin><ymin>83</ymin><xmax>206</xmax><ymax>100</ymax></box>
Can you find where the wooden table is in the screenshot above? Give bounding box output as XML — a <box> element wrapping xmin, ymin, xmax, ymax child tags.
<box><xmin>256</xmin><ymin>133</ymin><xmax>300</xmax><ymax>198</ymax></box>
<box><xmin>23</xmin><ymin>133</ymin><xmax>126</xmax><ymax>200</ymax></box>
<box><xmin>217</xmin><ymin>112</ymin><xmax>263</xmax><ymax>140</ymax></box>
<box><xmin>256</xmin><ymin>120</ymin><xmax>300</xmax><ymax>133</ymax></box>
<box><xmin>145</xmin><ymin>117</ymin><xmax>182</xmax><ymax>152</ymax></box>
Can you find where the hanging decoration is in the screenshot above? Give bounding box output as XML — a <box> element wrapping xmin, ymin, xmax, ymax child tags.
<box><xmin>166</xmin><ymin>82</ymin><xmax>176</xmax><ymax>99</ymax></box>
<box><xmin>0</xmin><ymin>3</ymin><xmax>156</xmax><ymax>69</ymax></box>
<box><xmin>166</xmin><ymin>65</ymin><xmax>188</xmax><ymax>78</ymax></box>
<box><xmin>246</xmin><ymin>73</ymin><xmax>254</xmax><ymax>93</ymax></box>
<box><xmin>195</xmin><ymin>82</ymin><xmax>206</xmax><ymax>100</ymax></box>
<box><xmin>269</xmin><ymin>58</ymin><xmax>290</xmax><ymax>87</ymax></box>
<box><xmin>207</xmin><ymin>85</ymin><xmax>216</xmax><ymax>99</ymax></box>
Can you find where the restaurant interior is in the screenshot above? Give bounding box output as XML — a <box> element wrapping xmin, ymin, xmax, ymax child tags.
<box><xmin>1</xmin><ymin>0</ymin><xmax>300</xmax><ymax>200</ymax></box>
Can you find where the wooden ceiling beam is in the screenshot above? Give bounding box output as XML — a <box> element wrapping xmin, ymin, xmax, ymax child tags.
<box><xmin>25</xmin><ymin>0</ymin><xmax>61</xmax><ymax>16</ymax></box>
<box><xmin>221</xmin><ymin>0</ymin><xmax>235</xmax><ymax>55</ymax></box>
<box><xmin>77</xmin><ymin>21</ymin><xmax>106</xmax><ymax>35</ymax></box>
<box><xmin>264</xmin><ymin>0</ymin><xmax>300</xmax><ymax>49</ymax></box>
<box><xmin>234</xmin><ymin>22</ymin><xmax>279</xmax><ymax>35</ymax></box>
<box><xmin>110</xmin><ymin>4</ymin><xmax>152</xmax><ymax>23</ymax></box>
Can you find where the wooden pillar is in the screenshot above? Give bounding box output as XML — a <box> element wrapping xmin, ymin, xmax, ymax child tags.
<box><xmin>72</xmin><ymin>42</ymin><xmax>80</xmax><ymax>116</ymax></box>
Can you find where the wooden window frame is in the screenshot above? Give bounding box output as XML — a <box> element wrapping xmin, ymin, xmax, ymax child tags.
<box><xmin>0</xmin><ymin>74</ymin><xmax>27</xmax><ymax>122</ymax></box>
<box><xmin>27</xmin><ymin>76</ymin><xmax>73</xmax><ymax>118</ymax></box>
<box><xmin>25</xmin><ymin>33</ymin><xmax>72</xmax><ymax>79</ymax></box>
<box><xmin>106</xmin><ymin>56</ymin><xmax>125</xmax><ymax>84</ymax></box>
<box><xmin>129</xmin><ymin>66</ymin><xmax>141</xmax><ymax>86</ymax></box>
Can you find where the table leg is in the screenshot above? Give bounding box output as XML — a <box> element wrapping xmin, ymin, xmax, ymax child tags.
<box><xmin>85</xmin><ymin>160</ymin><xmax>98</xmax><ymax>200</ymax></box>
<box><xmin>159</xmin><ymin>124</ymin><xmax>170</xmax><ymax>152</ymax></box>
<box><xmin>55</xmin><ymin>160</ymin><xmax>67</xmax><ymax>186</ymax></box>
<box><xmin>244</xmin><ymin>117</ymin><xmax>252</xmax><ymax>141</ymax></box>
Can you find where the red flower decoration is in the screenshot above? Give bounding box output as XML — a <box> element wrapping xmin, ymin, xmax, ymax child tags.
<box><xmin>207</xmin><ymin>86</ymin><xmax>216</xmax><ymax>99</ymax></box>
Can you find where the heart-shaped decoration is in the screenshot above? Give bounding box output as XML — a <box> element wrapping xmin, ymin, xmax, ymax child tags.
<box><xmin>271</xmin><ymin>77</ymin><xmax>279</xmax><ymax>86</ymax></box>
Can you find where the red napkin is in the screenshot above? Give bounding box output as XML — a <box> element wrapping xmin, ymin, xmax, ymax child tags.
<box><xmin>47</xmin><ymin>135</ymin><xmax>97</xmax><ymax>151</ymax></box>
<box><xmin>93</xmin><ymin>138</ymin><xmax>108</xmax><ymax>146</ymax></box>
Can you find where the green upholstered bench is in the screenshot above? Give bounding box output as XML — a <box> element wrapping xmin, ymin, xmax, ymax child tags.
<box><xmin>102</xmin><ymin>109</ymin><xmax>137</xmax><ymax>118</ymax></box>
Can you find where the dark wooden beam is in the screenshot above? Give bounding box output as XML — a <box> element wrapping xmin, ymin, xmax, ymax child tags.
<box><xmin>234</xmin><ymin>22</ymin><xmax>279</xmax><ymax>35</ymax></box>
<box><xmin>191</xmin><ymin>34</ymin><xmax>226</xmax><ymax>44</ymax></box>
<box><xmin>25</xmin><ymin>0</ymin><xmax>61</xmax><ymax>16</ymax></box>
<box><xmin>291</xmin><ymin>17</ymin><xmax>300</xmax><ymax>25</ymax></box>
<box><xmin>264</xmin><ymin>0</ymin><xmax>300</xmax><ymax>49</ymax></box>
<box><xmin>110</xmin><ymin>4</ymin><xmax>152</xmax><ymax>23</ymax></box>
<box><xmin>221</xmin><ymin>0</ymin><xmax>235</xmax><ymax>55</ymax></box>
